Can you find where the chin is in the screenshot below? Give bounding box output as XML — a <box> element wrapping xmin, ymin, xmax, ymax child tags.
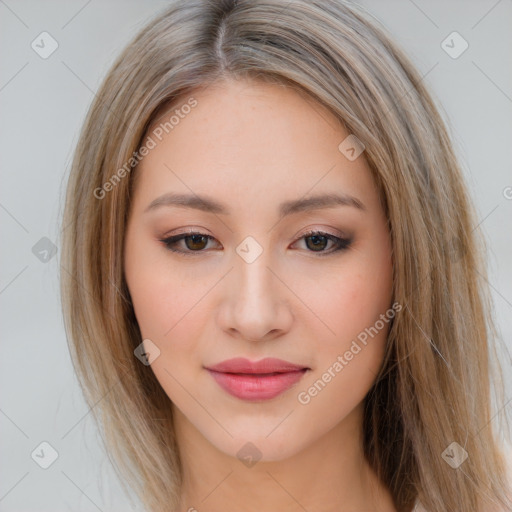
<box><xmin>207</xmin><ymin>423</ymin><xmax>312</xmax><ymax>464</ymax></box>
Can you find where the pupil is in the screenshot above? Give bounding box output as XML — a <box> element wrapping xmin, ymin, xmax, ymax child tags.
<box><xmin>307</xmin><ymin>235</ymin><xmax>327</xmax><ymax>251</ymax></box>
<box><xmin>187</xmin><ymin>235</ymin><xmax>207</xmax><ymax>250</ymax></box>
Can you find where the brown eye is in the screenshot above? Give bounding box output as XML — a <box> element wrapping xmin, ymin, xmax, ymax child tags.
<box><xmin>305</xmin><ymin>233</ymin><xmax>330</xmax><ymax>252</ymax></box>
<box><xmin>160</xmin><ymin>230</ymin><xmax>352</xmax><ymax>256</ymax></box>
<box><xmin>160</xmin><ymin>232</ymin><xmax>217</xmax><ymax>254</ymax></box>
<box><xmin>297</xmin><ymin>230</ymin><xmax>352</xmax><ymax>255</ymax></box>
<box><xmin>183</xmin><ymin>234</ymin><xmax>209</xmax><ymax>251</ymax></box>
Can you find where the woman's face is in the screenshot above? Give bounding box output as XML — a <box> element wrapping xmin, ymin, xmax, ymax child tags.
<box><xmin>124</xmin><ymin>79</ymin><xmax>393</xmax><ymax>462</ymax></box>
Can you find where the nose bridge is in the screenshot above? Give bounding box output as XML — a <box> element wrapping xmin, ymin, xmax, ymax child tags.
<box><xmin>235</xmin><ymin>240</ymin><xmax>277</xmax><ymax>308</ymax></box>
<box><xmin>224</xmin><ymin>236</ymin><xmax>290</xmax><ymax>340</ymax></box>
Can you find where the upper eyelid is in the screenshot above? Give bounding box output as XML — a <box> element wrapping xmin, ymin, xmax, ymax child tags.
<box><xmin>162</xmin><ymin>225</ymin><xmax>349</xmax><ymax>239</ymax></box>
<box><xmin>162</xmin><ymin>229</ymin><xmax>346</xmax><ymax>243</ymax></box>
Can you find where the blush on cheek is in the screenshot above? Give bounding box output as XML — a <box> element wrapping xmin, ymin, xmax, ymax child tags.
<box><xmin>321</xmin><ymin>264</ymin><xmax>383</xmax><ymax>316</ymax></box>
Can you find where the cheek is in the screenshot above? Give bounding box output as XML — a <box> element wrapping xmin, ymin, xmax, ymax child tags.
<box><xmin>295</xmin><ymin>271</ymin><xmax>392</xmax><ymax>420</ymax></box>
<box><xmin>124</xmin><ymin>236</ymin><xmax>203</xmax><ymax>348</ymax></box>
<box><xmin>294</xmin><ymin>243</ymin><xmax>393</xmax><ymax>402</ymax></box>
<box><xmin>125</xmin><ymin>253</ymin><xmax>209</xmax><ymax>404</ymax></box>
<box><xmin>302</xmin><ymin>261</ymin><xmax>392</xmax><ymax>351</ymax></box>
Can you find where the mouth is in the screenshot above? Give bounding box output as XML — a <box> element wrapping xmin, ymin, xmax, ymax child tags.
<box><xmin>205</xmin><ymin>358</ymin><xmax>310</xmax><ymax>401</ymax></box>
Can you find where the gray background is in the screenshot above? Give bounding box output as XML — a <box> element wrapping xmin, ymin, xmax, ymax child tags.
<box><xmin>1</xmin><ymin>1</ymin><xmax>511</xmax><ymax>510</ymax></box>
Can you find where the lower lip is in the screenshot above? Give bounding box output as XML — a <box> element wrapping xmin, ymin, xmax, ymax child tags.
<box><xmin>207</xmin><ymin>369</ymin><xmax>308</xmax><ymax>401</ymax></box>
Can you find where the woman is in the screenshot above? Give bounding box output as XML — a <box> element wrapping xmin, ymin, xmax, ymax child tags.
<box><xmin>60</xmin><ymin>1</ymin><xmax>512</xmax><ymax>511</ymax></box>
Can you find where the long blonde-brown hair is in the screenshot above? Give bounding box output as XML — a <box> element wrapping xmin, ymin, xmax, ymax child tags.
<box><xmin>60</xmin><ymin>1</ymin><xmax>512</xmax><ymax>511</ymax></box>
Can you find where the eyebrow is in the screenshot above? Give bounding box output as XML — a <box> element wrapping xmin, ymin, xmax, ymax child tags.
<box><xmin>143</xmin><ymin>191</ymin><xmax>366</xmax><ymax>218</ymax></box>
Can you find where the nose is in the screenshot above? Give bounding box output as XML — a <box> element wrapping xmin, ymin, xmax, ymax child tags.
<box><xmin>217</xmin><ymin>249</ymin><xmax>293</xmax><ymax>342</ymax></box>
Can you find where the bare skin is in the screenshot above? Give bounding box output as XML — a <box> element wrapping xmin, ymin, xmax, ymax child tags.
<box><xmin>124</xmin><ymin>78</ymin><xmax>398</xmax><ymax>512</ymax></box>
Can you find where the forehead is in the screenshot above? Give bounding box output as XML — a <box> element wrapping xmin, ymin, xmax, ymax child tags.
<box><xmin>147</xmin><ymin>78</ymin><xmax>340</xmax><ymax>132</ymax></box>
<box><xmin>143</xmin><ymin>78</ymin><xmax>345</xmax><ymax>161</ymax></box>
<box><xmin>132</xmin><ymin>79</ymin><xmax>377</xmax><ymax>218</ymax></box>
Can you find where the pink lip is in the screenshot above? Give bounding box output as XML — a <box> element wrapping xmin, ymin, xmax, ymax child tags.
<box><xmin>205</xmin><ymin>357</ymin><xmax>309</xmax><ymax>401</ymax></box>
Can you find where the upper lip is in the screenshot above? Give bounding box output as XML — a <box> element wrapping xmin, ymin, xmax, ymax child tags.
<box><xmin>206</xmin><ymin>357</ymin><xmax>308</xmax><ymax>374</ymax></box>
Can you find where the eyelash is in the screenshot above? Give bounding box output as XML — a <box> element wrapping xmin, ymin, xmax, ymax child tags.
<box><xmin>159</xmin><ymin>229</ymin><xmax>352</xmax><ymax>257</ymax></box>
